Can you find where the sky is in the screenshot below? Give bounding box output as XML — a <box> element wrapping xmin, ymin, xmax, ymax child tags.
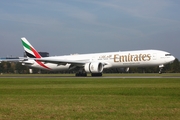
<box><xmin>0</xmin><ymin>0</ymin><xmax>180</xmax><ymax>59</ymax></box>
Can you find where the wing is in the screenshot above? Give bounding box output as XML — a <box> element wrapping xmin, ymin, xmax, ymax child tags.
<box><xmin>1</xmin><ymin>57</ymin><xmax>108</xmax><ymax>67</ymax></box>
<box><xmin>34</xmin><ymin>58</ymin><xmax>109</xmax><ymax>72</ymax></box>
<box><xmin>0</xmin><ymin>58</ymin><xmax>25</xmax><ymax>63</ymax></box>
<box><xmin>34</xmin><ymin>58</ymin><xmax>91</xmax><ymax>71</ymax></box>
<box><xmin>34</xmin><ymin>58</ymin><xmax>90</xmax><ymax>65</ymax></box>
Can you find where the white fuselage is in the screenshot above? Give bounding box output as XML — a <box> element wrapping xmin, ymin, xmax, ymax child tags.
<box><xmin>24</xmin><ymin>50</ymin><xmax>175</xmax><ymax>71</ymax></box>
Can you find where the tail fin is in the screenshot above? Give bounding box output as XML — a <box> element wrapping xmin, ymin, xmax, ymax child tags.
<box><xmin>21</xmin><ymin>37</ymin><xmax>42</xmax><ymax>58</ymax></box>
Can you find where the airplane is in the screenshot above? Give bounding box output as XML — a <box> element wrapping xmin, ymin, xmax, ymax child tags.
<box><xmin>0</xmin><ymin>37</ymin><xmax>175</xmax><ymax>76</ymax></box>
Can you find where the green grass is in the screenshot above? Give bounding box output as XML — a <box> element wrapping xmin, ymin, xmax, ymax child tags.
<box><xmin>0</xmin><ymin>77</ymin><xmax>180</xmax><ymax>120</ymax></box>
<box><xmin>1</xmin><ymin>73</ymin><xmax>180</xmax><ymax>77</ymax></box>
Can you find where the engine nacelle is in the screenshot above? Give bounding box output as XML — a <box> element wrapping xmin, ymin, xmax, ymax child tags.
<box><xmin>84</xmin><ymin>62</ymin><xmax>103</xmax><ymax>73</ymax></box>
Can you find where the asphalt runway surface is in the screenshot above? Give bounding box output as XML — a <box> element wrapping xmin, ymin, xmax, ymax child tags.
<box><xmin>0</xmin><ymin>75</ymin><xmax>180</xmax><ymax>78</ymax></box>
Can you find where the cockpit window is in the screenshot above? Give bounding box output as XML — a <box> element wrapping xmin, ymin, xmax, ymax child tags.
<box><xmin>165</xmin><ymin>54</ymin><xmax>172</xmax><ymax>56</ymax></box>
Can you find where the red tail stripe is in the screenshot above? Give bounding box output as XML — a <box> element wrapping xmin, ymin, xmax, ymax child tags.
<box><xmin>36</xmin><ymin>61</ymin><xmax>51</xmax><ymax>70</ymax></box>
<box><xmin>30</xmin><ymin>46</ymin><xmax>51</xmax><ymax>70</ymax></box>
<box><xmin>31</xmin><ymin>46</ymin><xmax>41</xmax><ymax>58</ymax></box>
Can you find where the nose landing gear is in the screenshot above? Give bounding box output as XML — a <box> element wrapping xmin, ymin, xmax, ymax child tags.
<box><xmin>159</xmin><ymin>64</ymin><xmax>164</xmax><ymax>74</ymax></box>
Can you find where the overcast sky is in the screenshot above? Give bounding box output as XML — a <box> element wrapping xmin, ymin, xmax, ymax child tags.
<box><xmin>0</xmin><ymin>0</ymin><xmax>180</xmax><ymax>59</ymax></box>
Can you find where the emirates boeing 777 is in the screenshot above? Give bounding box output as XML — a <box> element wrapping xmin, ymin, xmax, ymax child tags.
<box><xmin>0</xmin><ymin>37</ymin><xmax>175</xmax><ymax>76</ymax></box>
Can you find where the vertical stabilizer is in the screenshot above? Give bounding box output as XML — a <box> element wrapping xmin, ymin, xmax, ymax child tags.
<box><xmin>21</xmin><ymin>37</ymin><xmax>50</xmax><ymax>70</ymax></box>
<box><xmin>21</xmin><ymin>37</ymin><xmax>42</xmax><ymax>58</ymax></box>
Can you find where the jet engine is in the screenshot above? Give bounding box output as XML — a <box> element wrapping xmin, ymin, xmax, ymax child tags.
<box><xmin>84</xmin><ymin>62</ymin><xmax>103</xmax><ymax>73</ymax></box>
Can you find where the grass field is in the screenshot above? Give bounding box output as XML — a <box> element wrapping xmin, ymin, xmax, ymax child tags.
<box><xmin>0</xmin><ymin>76</ymin><xmax>180</xmax><ymax>119</ymax></box>
<box><xmin>1</xmin><ymin>73</ymin><xmax>180</xmax><ymax>77</ymax></box>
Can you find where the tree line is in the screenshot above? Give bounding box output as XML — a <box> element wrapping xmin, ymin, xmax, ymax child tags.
<box><xmin>0</xmin><ymin>58</ymin><xmax>180</xmax><ymax>74</ymax></box>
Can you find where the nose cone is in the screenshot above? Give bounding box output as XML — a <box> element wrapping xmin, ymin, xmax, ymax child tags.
<box><xmin>172</xmin><ymin>56</ymin><xmax>176</xmax><ymax>62</ymax></box>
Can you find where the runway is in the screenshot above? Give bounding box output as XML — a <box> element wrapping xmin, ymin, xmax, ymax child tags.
<box><xmin>0</xmin><ymin>75</ymin><xmax>180</xmax><ymax>78</ymax></box>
